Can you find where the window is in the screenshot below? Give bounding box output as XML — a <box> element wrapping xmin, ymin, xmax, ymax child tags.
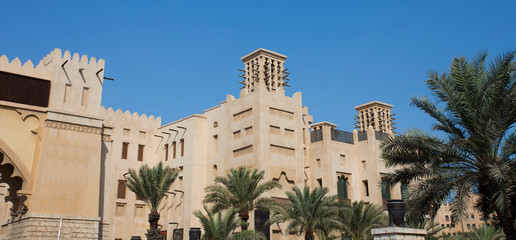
<box><xmin>316</xmin><ymin>159</ymin><xmax>321</xmax><ymax>168</ymax></box>
<box><xmin>165</xmin><ymin>144</ymin><xmax>169</xmax><ymax>161</ymax></box>
<box><xmin>445</xmin><ymin>215</ymin><xmax>450</xmax><ymax>221</ymax></box>
<box><xmin>180</xmin><ymin>139</ymin><xmax>184</xmax><ymax>157</ymax></box>
<box><xmin>121</xmin><ymin>142</ymin><xmax>129</xmax><ymax>159</ymax></box>
<box><xmin>115</xmin><ymin>205</ymin><xmax>125</xmax><ymax>217</ymax></box>
<box><xmin>381</xmin><ymin>178</ymin><xmax>391</xmax><ymax>200</ymax></box>
<box><xmin>117</xmin><ymin>180</ymin><xmax>126</xmax><ymax>199</ymax></box>
<box><xmin>472</xmin><ymin>224</ymin><xmax>476</xmax><ymax>227</ymax></box>
<box><xmin>467</xmin><ymin>224</ymin><xmax>471</xmax><ymax>230</ymax></box>
<box><xmin>471</xmin><ymin>214</ymin><xmax>474</xmax><ymax>219</ymax></box>
<box><xmin>337</xmin><ymin>177</ymin><xmax>348</xmax><ymax>199</ymax></box>
<box><xmin>172</xmin><ymin>141</ymin><xmax>177</xmax><ymax>159</ymax></box>
<box><xmin>136</xmin><ymin>194</ymin><xmax>143</xmax><ymax>201</ymax></box>
<box><xmin>123</xmin><ymin>128</ymin><xmax>130</xmax><ymax>137</ymax></box>
<box><xmin>441</xmin><ymin>224</ymin><xmax>445</xmax><ymax>227</ymax></box>
<box><xmin>340</xmin><ymin>154</ymin><xmax>346</xmax><ymax>166</ymax></box>
<box><xmin>317</xmin><ymin>178</ymin><xmax>323</xmax><ymax>188</ymax></box>
<box><xmin>446</xmin><ymin>224</ymin><xmax>450</xmax><ymax>228</ymax></box>
<box><xmin>64</xmin><ymin>84</ymin><xmax>72</xmax><ymax>103</ymax></box>
<box><xmin>213</xmin><ymin>135</ymin><xmax>218</xmax><ymax>152</ymax></box>
<box><xmin>451</xmin><ymin>224</ymin><xmax>455</xmax><ymax>228</ymax></box>
<box><xmin>81</xmin><ymin>87</ymin><xmax>89</xmax><ymax>106</ymax></box>
<box><xmin>363</xmin><ymin>180</ymin><xmax>369</xmax><ymax>197</ymax></box>
<box><xmin>138</xmin><ymin>145</ymin><xmax>144</xmax><ymax>161</ymax></box>
<box><xmin>135</xmin><ymin>205</ymin><xmax>144</xmax><ymax>217</ymax></box>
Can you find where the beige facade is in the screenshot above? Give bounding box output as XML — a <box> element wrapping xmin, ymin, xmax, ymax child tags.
<box><xmin>0</xmin><ymin>48</ymin><xmax>424</xmax><ymax>240</ymax></box>
<box><xmin>435</xmin><ymin>200</ymin><xmax>490</xmax><ymax>237</ymax></box>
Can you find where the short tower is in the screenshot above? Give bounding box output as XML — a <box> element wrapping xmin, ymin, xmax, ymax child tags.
<box><xmin>239</xmin><ymin>48</ymin><xmax>290</xmax><ymax>95</ymax></box>
<box><xmin>354</xmin><ymin>101</ymin><xmax>396</xmax><ymax>133</ymax></box>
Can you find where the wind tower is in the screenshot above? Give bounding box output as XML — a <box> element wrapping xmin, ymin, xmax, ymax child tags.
<box><xmin>238</xmin><ymin>48</ymin><xmax>290</xmax><ymax>95</ymax></box>
<box><xmin>354</xmin><ymin>101</ymin><xmax>396</xmax><ymax>133</ymax></box>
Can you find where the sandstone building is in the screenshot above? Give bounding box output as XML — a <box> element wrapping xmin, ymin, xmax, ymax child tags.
<box><xmin>0</xmin><ymin>48</ymin><xmax>403</xmax><ymax>239</ymax></box>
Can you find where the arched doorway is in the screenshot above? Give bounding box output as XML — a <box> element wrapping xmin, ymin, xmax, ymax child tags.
<box><xmin>0</xmin><ymin>145</ymin><xmax>31</xmax><ymax>218</ymax></box>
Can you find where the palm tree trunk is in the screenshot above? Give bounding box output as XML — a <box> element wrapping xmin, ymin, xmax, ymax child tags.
<box><xmin>147</xmin><ymin>210</ymin><xmax>161</xmax><ymax>240</ymax></box>
<box><xmin>239</xmin><ymin>211</ymin><xmax>249</xmax><ymax>230</ymax></box>
<box><xmin>304</xmin><ymin>231</ymin><xmax>315</xmax><ymax>240</ymax></box>
<box><xmin>496</xmin><ymin>210</ymin><xmax>516</xmax><ymax>240</ymax></box>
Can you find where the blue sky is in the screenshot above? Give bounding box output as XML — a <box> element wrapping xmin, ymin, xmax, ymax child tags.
<box><xmin>1</xmin><ymin>1</ymin><xmax>515</xmax><ymax>133</ymax></box>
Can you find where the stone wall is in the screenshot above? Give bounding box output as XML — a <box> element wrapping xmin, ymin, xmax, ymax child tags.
<box><xmin>0</xmin><ymin>214</ymin><xmax>107</xmax><ymax>240</ymax></box>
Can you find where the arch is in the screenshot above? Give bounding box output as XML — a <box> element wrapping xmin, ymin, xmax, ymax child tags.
<box><xmin>0</xmin><ymin>138</ymin><xmax>31</xmax><ymax>186</ymax></box>
<box><xmin>0</xmin><ymin>138</ymin><xmax>32</xmax><ymax>218</ymax></box>
<box><xmin>212</xmin><ymin>164</ymin><xmax>218</xmax><ymax>178</ymax></box>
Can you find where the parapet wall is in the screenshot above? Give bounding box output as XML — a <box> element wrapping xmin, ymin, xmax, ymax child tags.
<box><xmin>101</xmin><ymin>106</ymin><xmax>161</xmax><ymax>129</ymax></box>
<box><xmin>0</xmin><ymin>55</ymin><xmax>52</xmax><ymax>81</ymax></box>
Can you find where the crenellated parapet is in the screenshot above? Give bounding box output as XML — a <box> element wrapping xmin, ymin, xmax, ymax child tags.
<box><xmin>101</xmin><ymin>106</ymin><xmax>161</xmax><ymax>133</ymax></box>
<box><xmin>39</xmin><ymin>49</ymin><xmax>107</xmax><ymax>124</ymax></box>
<box><xmin>40</xmin><ymin>48</ymin><xmax>105</xmax><ymax>71</ymax></box>
<box><xmin>0</xmin><ymin>55</ymin><xmax>53</xmax><ymax>81</ymax></box>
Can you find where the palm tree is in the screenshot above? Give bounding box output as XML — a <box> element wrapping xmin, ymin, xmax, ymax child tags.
<box><xmin>203</xmin><ymin>166</ymin><xmax>281</xmax><ymax>230</ymax></box>
<box><xmin>126</xmin><ymin>162</ymin><xmax>179</xmax><ymax>240</ymax></box>
<box><xmin>194</xmin><ymin>206</ymin><xmax>266</xmax><ymax>240</ymax></box>
<box><xmin>278</xmin><ymin>186</ymin><xmax>342</xmax><ymax>240</ymax></box>
<box><xmin>338</xmin><ymin>201</ymin><xmax>387</xmax><ymax>240</ymax></box>
<box><xmin>380</xmin><ymin>51</ymin><xmax>516</xmax><ymax>238</ymax></box>
<box><xmin>460</xmin><ymin>225</ymin><xmax>506</xmax><ymax>240</ymax></box>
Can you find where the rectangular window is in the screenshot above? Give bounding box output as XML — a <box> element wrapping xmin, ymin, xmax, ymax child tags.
<box><xmin>471</xmin><ymin>214</ymin><xmax>474</xmax><ymax>219</ymax></box>
<box><xmin>115</xmin><ymin>205</ymin><xmax>125</xmax><ymax>217</ymax></box>
<box><xmin>317</xmin><ymin>178</ymin><xmax>323</xmax><ymax>188</ymax></box>
<box><xmin>446</xmin><ymin>224</ymin><xmax>450</xmax><ymax>228</ymax></box>
<box><xmin>363</xmin><ymin>180</ymin><xmax>369</xmax><ymax>197</ymax></box>
<box><xmin>381</xmin><ymin>178</ymin><xmax>391</xmax><ymax>200</ymax></box>
<box><xmin>135</xmin><ymin>205</ymin><xmax>144</xmax><ymax>217</ymax></box>
<box><xmin>121</xmin><ymin>142</ymin><xmax>129</xmax><ymax>160</ymax></box>
<box><xmin>81</xmin><ymin>87</ymin><xmax>89</xmax><ymax>106</ymax></box>
<box><xmin>337</xmin><ymin>177</ymin><xmax>348</xmax><ymax>199</ymax></box>
<box><xmin>316</xmin><ymin>159</ymin><xmax>321</xmax><ymax>168</ymax></box>
<box><xmin>117</xmin><ymin>180</ymin><xmax>126</xmax><ymax>199</ymax></box>
<box><xmin>165</xmin><ymin>144</ymin><xmax>169</xmax><ymax>161</ymax></box>
<box><xmin>136</xmin><ymin>194</ymin><xmax>143</xmax><ymax>201</ymax></box>
<box><xmin>138</xmin><ymin>145</ymin><xmax>144</xmax><ymax>161</ymax></box>
<box><xmin>64</xmin><ymin>84</ymin><xmax>72</xmax><ymax>103</ymax></box>
<box><xmin>467</xmin><ymin>224</ymin><xmax>471</xmax><ymax>230</ymax></box>
<box><xmin>340</xmin><ymin>154</ymin><xmax>346</xmax><ymax>167</ymax></box>
<box><xmin>213</xmin><ymin>135</ymin><xmax>218</xmax><ymax>152</ymax></box>
<box><xmin>445</xmin><ymin>215</ymin><xmax>450</xmax><ymax>221</ymax></box>
<box><xmin>180</xmin><ymin>139</ymin><xmax>184</xmax><ymax>157</ymax></box>
<box><xmin>172</xmin><ymin>141</ymin><xmax>177</xmax><ymax>159</ymax></box>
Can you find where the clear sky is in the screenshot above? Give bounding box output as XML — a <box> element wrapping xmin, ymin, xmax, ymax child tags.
<box><xmin>1</xmin><ymin>1</ymin><xmax>515</xmax><ymax>133</ymax></box>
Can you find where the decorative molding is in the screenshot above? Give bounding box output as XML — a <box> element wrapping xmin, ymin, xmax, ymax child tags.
<box><xmin>44</xmin><ymin>120</ymin><xmax>101</xmax><ymax>134</ymax></box>
<box><xmin>102</xmin><ymin>135</ymin><xmax>111</xmax><ymax>142</ymax></box>
<box><xmin>15</xmin><ymin>108</ymin><xmax>45</xmax><ymax>134</ymax></box>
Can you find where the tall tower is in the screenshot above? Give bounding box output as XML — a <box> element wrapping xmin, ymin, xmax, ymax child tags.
<box><xmin>239</xmin><ymin>48</ymin><xmax>290</xmax><ymax>95</ymax></box>
<box><xmin>354</xmin><ymin>101</ymin><xmax>396</xmax><ymax>133</ymax></box>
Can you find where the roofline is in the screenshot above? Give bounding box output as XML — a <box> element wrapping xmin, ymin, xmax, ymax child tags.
<box><xmin>241</xmin><ymin>48</ymin><xmax>287</xmax><ymax>62</ymax></box>
<box><xmin>354</xmin><ymin>101</ymin><xmax>393</xmax><ymax>110</ymax></box>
